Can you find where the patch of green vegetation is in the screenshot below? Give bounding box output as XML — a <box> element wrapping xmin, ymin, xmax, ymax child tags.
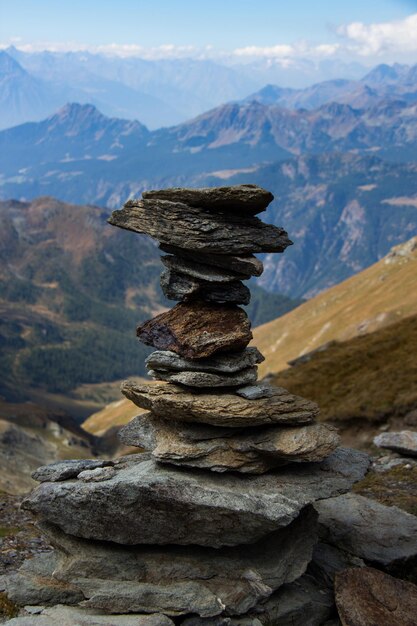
<box><xmin>272</xmin><ymin>314</ymin><xmax>417</xmax><ymax>423</ymax></box>
<box><xmin>0</xmin><ymin>592</ymin><xmax>19</xmax><ymax>619</ymax></box>
<box><xmin>0</xmin><ymin>526</ymin><xmax>19</xmax><ymax>538</ymax></box>
<box><xmin>353</xmin><ymin>465</ymin><xmax>417</xmax><ymax>517</ymax></box>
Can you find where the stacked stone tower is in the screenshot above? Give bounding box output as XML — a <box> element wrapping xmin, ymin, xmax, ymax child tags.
<box><xmin>4</xmin><ymin>185</ymin><xmax>369</xmax><ymax>625</ymax></box>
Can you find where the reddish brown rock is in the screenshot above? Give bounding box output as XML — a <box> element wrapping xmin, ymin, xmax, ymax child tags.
<box><xmin>335</xmin><ymin>567</ymin><xmax>417</xmax><ymax>626</ymax></box>
<box><xmin>137</xmin><ymin>301</ymin><xmax>252</xmax><ymax>359</ymax></box>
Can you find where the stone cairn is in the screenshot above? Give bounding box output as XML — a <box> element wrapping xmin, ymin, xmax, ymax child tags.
<box><xmin>4</xmin><ymin>185</ymin><xmax>370</xmax><ymax>625</ymax></box>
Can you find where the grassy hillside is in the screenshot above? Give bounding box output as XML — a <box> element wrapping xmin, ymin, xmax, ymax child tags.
<box><xmin>254</xmin><ymin>237</ymin><xmax>417</xmax><ymax>376</ymax></box>
<box><xmin>271</xmin><ymin>314</ymin><xmax>417</xmax><ymax>428</ymax></box>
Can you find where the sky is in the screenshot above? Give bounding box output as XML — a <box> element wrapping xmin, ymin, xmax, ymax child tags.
<box><xmin>1</xmin><ymin>0</ymin><xmax>417</xmax><ymax>64</ymax></box>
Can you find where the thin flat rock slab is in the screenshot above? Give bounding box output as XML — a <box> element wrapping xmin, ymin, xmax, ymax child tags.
<box><xmin>23</xmin><ymin>508</ymin><xmax>317</xmax><ymax>617</ymax></box>
<box><xmin>22</xmin><ymin>448</ymin><xmax>369</xmax><ymax>547</ymax></box>
<box><xmin>160</xmin><ymin>269</ymin><xmax>250</xmax><ymax>305</ymax></box>
<box><xmin>149</xmin><ymin>366</ymin><xmax>258</xmax><ymax>389</ymax></box>
<box><xmin>145</xmin><ymin>347</ymin><xmax>264</xmax><ymax>374</ymax></box>
<box><xmin>315</xmin><ymin>493</ymin><xmax>417</xmax><ymax>568</ymax></box>
<box><xmin>32</xmin><ymin>459</ymin><xmax>114</xmax><ymax>483</ymax></box>
<box><xmin>373</xmin><ymin>430</ymin><xmax>417</xmax><ymax>457</ymax></box>
<box><xmin>142</xmin><ymin>184</ymin><xmax>274</xmax><ymax>215</ymax></box>
<box><xmin>5</xmin><ymin>605</ymin><xmax>174</xmax><ymax>626</ymax></box>
<box><xmin>161</xmin><ymin>255</ymin><xmax>250</xmax><ymax>282</ymax></box>
<box><xmin>118</xmin><ymin>413</ymin><xmax>340</xmax><ymax>473</ymax></box>
<box><xmin>121</xmin><ymin>381</ymin><xmax>319</xmax><ymax>427</ymax></box>
<box><xmin>335</xmin><ymin>567</ymin><xmax>417</xmax><ymax>626</ymax></box>
<box><xmin>137</xmin><ymin>301</ymin><xmax>252</xmax><ymax>359</ymax></box>
<box><xmin>160</xmin><ymin>243</ymin><xmax>264</xmax><ymax>277</ymax></box>
<box><xmin>108</xmin><ymin>198</ymin><xmax>292</xmax><ymax>254</ymax></box>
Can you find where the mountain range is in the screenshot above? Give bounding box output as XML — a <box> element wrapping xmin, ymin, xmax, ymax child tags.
<box><xmin>0</xmin><ymin>196</ymin><xmax>299</xmax><ymax>407</ymax></box>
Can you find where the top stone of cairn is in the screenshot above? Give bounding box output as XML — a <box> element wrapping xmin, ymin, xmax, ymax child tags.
<box><xmin>108</xmin><ymin>184</ymin><xmax>292</xmax><ymax>255</ymax></box>
<box><xmin>142</xmin><ymin>184</ymin><xmax>274</xmax><ymax>215</ymax></box>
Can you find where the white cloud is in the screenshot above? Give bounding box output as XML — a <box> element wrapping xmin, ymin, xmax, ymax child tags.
<box><xmin>337</xmin><ymin>13</ymin><xmax>417</xmax><ymax>56</ymax></box>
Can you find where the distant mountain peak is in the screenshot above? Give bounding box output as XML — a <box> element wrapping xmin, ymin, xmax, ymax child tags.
<box><xmin>0</xmin><ymin>49</ymin><xmax>27</xmax><ymax>76</ymax></box>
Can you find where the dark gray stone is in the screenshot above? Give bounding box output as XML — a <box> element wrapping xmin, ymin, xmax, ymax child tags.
<box><xmin>236</xmin><ymin>383</ymin><xmax>273</xmax><ymax>400</ymax></box>
<box><xmin>160</xmin><ymin>269</ymin><xmax>250</xmax><ymax>304</ymax></box>
<box><xmin>142</xmin><ymin>184</ymin><xmax>274</xmax><ymax>215</ymax></box>
<box><xmin>108</xmin><ymin>198</ymin><xmax>292</xmax><ymax>254</ymax></box>
<box><xmin>22</xmin><ymin>448</ymin><xmax>369</xmax><ymax>547</ymax></box>
<box><xmin>149</xmin><ymin>366</ymin><xmax>258</xmax><ymax>388</ymax></box>
<box><xmin>5</xmin><ymin>606</ymin><xmax>174</xmax><ymax>625</ymax></box>
<box><xmin>145</xmin><ymin>348</ymin><xmax>264</xmax><ymax>374</ymax></box>
<box><xmin>32</xmin><ymin>460</ymin><xmax>114</xmax><ymax>483</ymax></box>
<box><xmin>315</xmin><ymin>493</ymin><xmax>417</xmax><ymax>567</ymax></box>
<box><xmin>161</xmin><ymin>255</ymin><xmax>249</xmax><ymax>282</ymax></box>
<box><xmin>159</xmin><ymin>244</ymin><xmax>264</xmax><ymax>277</ymax></box>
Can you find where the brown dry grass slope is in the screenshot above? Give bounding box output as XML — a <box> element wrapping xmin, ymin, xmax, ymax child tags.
<box><xmin>254</xmin><ymin>237</ymin><xmax>417</xmax><ymax>376</ymax></box>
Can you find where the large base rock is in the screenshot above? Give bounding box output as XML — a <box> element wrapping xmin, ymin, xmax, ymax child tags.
<box><xmin>4</xmin><ymin>606</ymin><xmax>174</xmax><ymax>626</ymax></box>
<box><xmin>119</xmin><ymin>413</ymin><xmax>340</xmax><ymax>473</ymax></box>
<box><xmin>4</xmin><ymin>507</ymin><xmax>317</xmax><ymax>617</ymax></box>
<box><xmin>122</xmin><ymin>381</ymin><xmax>319</xmax><ymax>427</ymax></box>
<box><xmin>22</xmin><ymin>449</ymin><xmax>369</xmax><ymax>547</ymax></box>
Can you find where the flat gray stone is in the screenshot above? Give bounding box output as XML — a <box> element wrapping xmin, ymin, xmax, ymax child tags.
<box><xmin>27</xmin><ymin>507</ymin><xmax>317</xmax><ymax>617</ymax></box>
<box><xmin>142</xmin><ymin>185</ymin><xmax>274</xmax><ymax>215</ymax></box>
<box><xmin>159</xmin><ymin>244</ymin><xmax>264</xmax><ymax>276</ymax></box>
<box><xmin>160</xmin><ymin>269</ymin><xmax>250</xmax><ymax>304</ymax></box>
<box><xmin>119</xmin><ymin>413</ymin><xmax>340</xmax><ymax>474</ymax></box>
<box><xmin>373</xmin><ymin>430</ymin><xmax>417</xmax><ymax>457</ymax></box>
<box><xmin>32</xmin><ymin>459</ymin><xmax>114</xmax><ymax>483</ymax></box>
<box><xmin>236</xmin><ymin>383</ymin><xmax>273</xmax><ymax>400</ymax></box>
<box><xmin>108</xmin><ymin>198</ymin><xmax>292</xmax><ymax>254</ymax></box>
<box><xmin>162</xmin><ymin>255</ymin><xmax>249</xmax><ymax>281</ymax></box>
<box><xmin>315</xmin><ymin>493</ymin><xmax>417</xmax><ymax>566</ymax></box>
<box><xmin>77</xmin><ymin>467</ymin><xmax>117</xmax><ymax>482</ymax></box>
<box><xmin>22</xmin><ymin>448</ymin><xmax>369</xmax><ymax>547</ymax></box>
<box><xmin>5</xmin><ymin>605</ymin><xmax>174</xmax><ymax>626</ymax></box>
<box><xmin>146</xmin><ymin>348</ymin><xmax>264</xmax><ymax>374</ymax></box>
<box><xmin>122</xmin><ymin>382</ymin><xmax>319</xmax><ymax>427</ymax></box>
<box><xmin>149</xmin><ymin>366</ymin><xmax>258</xmax><ymax>388</ymax></box>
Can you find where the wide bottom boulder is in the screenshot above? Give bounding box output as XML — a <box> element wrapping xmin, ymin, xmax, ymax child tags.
<box><xmin>22</xmin><ymin>449</ymin><xmax>369</xmax><ymax>547</ymax></box>
<box><xmin>4</xmin><ymin>507</ymin><xmax>318</xmax><ymax>617</ymax></box>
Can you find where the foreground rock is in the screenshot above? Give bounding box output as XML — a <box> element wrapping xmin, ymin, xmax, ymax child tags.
<box><xmin>335</xmin><ymin>567</ymin><xmax>417</xmax><ymax>626</ymax></box>
<box><xmin>316</xmin><ymin>493</ymin><xmax>417</xmax><ymax>567</ymax></box>
<box><xmin>160</xmin><ymin>244</ymin><xmax>264</xmax><ymax>276</ymax></box>
<box><xmin>137</xmin><ymin>301</ymin><xmax>252</xmax><ymax>359</ymax></box>
<box><xmin>122</xmin><ymin>381</ymin><xmax>320</xmax><ymax>427</ymax></box>
<box><xmin>146</xmin><ymin>348</ymin><xmax>264</xmax><ymax>374</ymax></box>
<box><xmin>373</xmin><ymin>430</ymin><xmax>417</xmax><ymax>457</ymax></box>
<box><xmin>149</xmin><ymin>366</ymin><xmax>258</xmax><ymax>388</ymax></box>
<box><xmin>108</xmin><ymin>198</ymin><xmax>292</xmax><ymax>254</ymax></box>
<box><xmin>119</xmin><ymin>414</ymin><xmax>340</xmax><ymax>473</ymax></box>
<box><xmin>142</xmin><ymin>184</ymin><xmax>274</xmax><ymax>215</ymax></box>
<box><xmin>5</xmin><ymin>605</ymin><xmax>174</xmax><ymax>626</ymax></box>
<box><xmin>22</xmin><ymin>449</ymin><xmax>369</xmax><ymax>547</ymax></box>
<box><xmin>4</xmin><ymin>508</ymin><xmax>317</xmax><ymax>617</ymax></box>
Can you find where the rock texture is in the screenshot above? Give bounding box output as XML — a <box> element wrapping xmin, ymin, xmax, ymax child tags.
<box><xmin>32</xmin><ymin>459</ymin><xmax>114</xmax><ymax>483</ymax></box>
<box><xmin>161</xmin><ymin>255</ymin><xmax>249</xmax><ymax>281</ymax></box>
<box><xmin>159</xmin><ymin>244</ymin><xmax>264</xmax><ymax>276</ymax></box>
<box><xmin>5</xmin><ymin>606</ymin><xmax>174</xmax><ymax>626</ymax></box>
<box><xmin>137</xmin><ymin>301</ymin><xmax>252</xmax><ymax>359</ymax></box>
<box><xmin>142</xmin><ymin>184</ymin><xmax>274</xmax><ymax>215</ymax></box>
<box><xmin>149</xmin><ymin>366</ymin><xmax>258</xmax><ymax>388</ymax></box>
<box><xmin>122</xmin><ymin>381</ymin><xmax>319</xmax><ymax>427</ymax></box>
<box><xmin>108</xmin><ymin>198</ymin><xmax>292</xmax><ymax>254</ymax></box>
<box><xmin>119</xmin><ymin>413</ymin><xmax>340</xmax><ymax>473</ymax></box>
<box><xmin>160</xmin><ymin>269</ymin><xmax>250</xmax><ymax>304</ymax></box>
<box><xmin>146</xmin><ymin>348</ymin><xmax>264</xmax><ymax>374</ymax></box>
<box><xmin>316</xmin><ymin>493</ymin><xmax>417</xmax><ymax>567</ymax></box>
<box><xmin>335</xmin><ymin>567</ymin><xmax>417</xmax><ymax>626</ymax></box>
<box><xmin>373</xmin><ymin>430</ymin><xmax>417</xmax><ymax>457</ymax></box>
<box><xmin>22</xmin><ymin>449</ymin><xmax>369</xmax><ymax>547</ymax></box>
